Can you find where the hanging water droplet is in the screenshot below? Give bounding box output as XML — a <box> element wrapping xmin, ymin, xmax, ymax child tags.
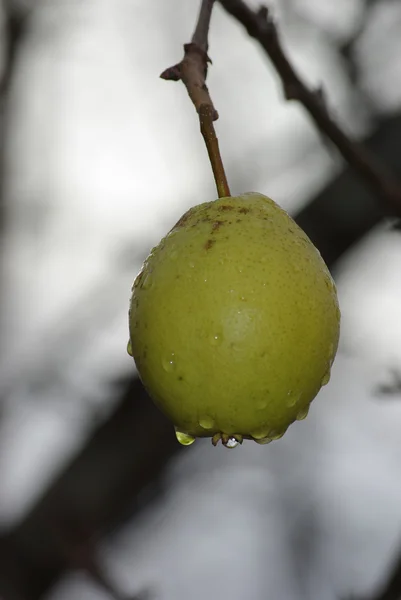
<box><xmin>321</xmin><ymin>370</ymin><xmax>331</xmax><ymax>386</ymax></box>
<box><xmin>254</xmin><ymin>437</ymin><xmax>272</xmax><ymax>445</ymax></box>
<box><xmin>251</xmin><ymin>428</ymin><xmax>270</xmax><ymax>440</ymax></box>
<box><xmin>269</xmin><ymin>430</ymin><xmax>285</xmax><ymax>440</ymax></box>
<box><xmin>127</xmin><ymin>340</ymin><xmax>133</xmax><ymax>357</ymax></box>
<box><xmin>175</xmin><ymin>428</ymin><xmax>196</xmax><ymax>446</ymax></box>
<box><xmin>162</xmin><ymin>353</ymin><xmax>176</xmax><ymax>372</ymax></box>
<box><xmin>199</xmin><ymin>415</ymin><xmax>215</xmax><ymax>429</ymax></box>
<box><xmin>225</xmin><ymin>437</ymin><xmax>239</xmax><ymax>449</ymax></box>
<box><xmin>296</xmin><ymin>405</ymin><xmax>309</xmax><ymax>421</ymax></box>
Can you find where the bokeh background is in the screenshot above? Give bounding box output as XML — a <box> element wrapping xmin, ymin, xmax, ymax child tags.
<box><xmin>1</xmin><ymin>0</ymin><xmax>401</xmax><ymax>599</ymax></box>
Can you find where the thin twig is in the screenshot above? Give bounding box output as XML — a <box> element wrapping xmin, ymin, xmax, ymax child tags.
<box><xmin>192</xmin><ymin>0</ymin><xmax>215</xmax><ymax>51</ymax></box>
<box><xmin>161</xmin><ymin>0</ymin><xmax>231</xmax><ymax>198</ymax></box>
<box><xmin>217</xmin><ymin>0</ymin><xmax>401</xmax><ymax>217</ymax></box>
<box><xmin>0</xmin><ymin>1</ymin><xmax>30</xmax><ymax>98</ymax></box>
<box><xmin>160</xmin><ymin>0</ymin><xmax>217</xmax><ymax>119</ymax></box>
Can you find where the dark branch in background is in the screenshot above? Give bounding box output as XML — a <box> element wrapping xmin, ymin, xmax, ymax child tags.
<box><xmin>0</xmin><ymin>1</ymin><xmax>31</xmax><ymax>229</ymax></box>
<box><xmin>160</xmin><ymin>0</ymin><xmax>230</xmax><ymax>198</ymax></box>
<box><xmin>0</xmin><ymin>377</ymin><xmax>178</xmax><ymax>600</ymax></box>
<box><xmin>217</xmin><ymin>0</ymin><xmax>401</xmax><ymax>218</ymax></box>
<box><xmin>0</xmin><ymin>1</ymin><xmax>28</xmax><ymax>97</ymax></box>
<box><xmin>68</xmin><ymin>539</ymin><xmax>149</xmax><ymax>600</ymax></box>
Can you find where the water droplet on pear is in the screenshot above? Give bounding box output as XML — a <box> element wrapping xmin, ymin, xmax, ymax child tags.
<box><xmin>175</xmin><ymin>428</ymin><xmax>196</xmax><ymax>446</ymax></box>
<box><xmin>162</xmin><ymin>353</ymin><xmax>176</xmax><ymax>372</ymax></box>
<box><xmin>199</xmin><ymin>415</ymin><xmax>215</xmax><ymax>429</ymax></box>
<box><xmin>296</xmin><ymin>405</ymin><xmax>309</xmax><ymax>421</ymax></box>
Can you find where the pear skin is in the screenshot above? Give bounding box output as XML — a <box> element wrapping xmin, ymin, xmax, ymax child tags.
<box><xmin>129</xmin><ymin>193</ymin><xmax>340</xmax><ymax>445</ymax></box>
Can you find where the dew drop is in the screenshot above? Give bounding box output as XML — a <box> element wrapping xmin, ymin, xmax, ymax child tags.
<box><xmin>296</xmin><ymin>405</ymin><xmax>310</xmax><ymax>421</ymax></box>
<box><xmin>251</xmin><ymin>429</ymin><xmax>270</xmax><ymax>440</ymax></box>
<box><xmin>225</xmin><ymin>437</ymin><xmax>239</xmax><ymax>449</ymax></box>
<box><xmin>199</xmin><ymin>415</ymin><xmax>215</xmax><ymax>429</ymax></box>
<box><xmin>254</xmin><ymin>437</ymin><xmax>272</xmax><ymax>445</ymax></box>
<box><xmin>162</xmin><ymin>353</ymin><xmax>176</xmax><ymax>372</ymax></box>
<box><xmin>269</xmin><ymin>430</ymin><xmax>285</xmax><ymax>440</ymax></box>
<box><xmin>321</xmin><ymin>370</ymin><xmax>331</xmax><ymax>386</ymax></box>
<box><xmin>209</xmin><ymin>333</ymin><xmax>223</xmax><ymax>346</ymax></box>
<box><xmin>127</xmin><ymin>340</ymin><xmax>133</xmax><ymax>357</ymax></box>
<box><xmin>287</xmin><ymin>391</ymin><xmax>301</xmax><ymax>407</ymax></box>
<box><xmin>175</xmin><ymin>428</ymin><xmax>196</xmax><ymax>446</ymax></box>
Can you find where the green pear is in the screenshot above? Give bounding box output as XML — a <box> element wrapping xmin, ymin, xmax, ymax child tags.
<box><xmin>128</xmin><ymin>193</ymin><xmax>340</xmax><ymax>447</ymax></box>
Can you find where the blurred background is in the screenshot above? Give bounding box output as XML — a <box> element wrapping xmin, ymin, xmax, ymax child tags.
<box><xmin>0</xmin><ymin>0</ymin><xmax>401</xmax><ymax>599</ymax></box>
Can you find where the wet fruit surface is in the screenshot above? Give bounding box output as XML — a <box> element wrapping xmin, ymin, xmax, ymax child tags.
<box><xmin>129</xmin><ymin>193</ymin><xmax>340</xmax><ymax>446</ymax></box>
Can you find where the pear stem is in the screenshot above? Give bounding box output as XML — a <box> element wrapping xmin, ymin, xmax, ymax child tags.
<box><xmin>199</xmin><ymin>103</ymin><xmax>231</xmax><ymax>198</ymax></box>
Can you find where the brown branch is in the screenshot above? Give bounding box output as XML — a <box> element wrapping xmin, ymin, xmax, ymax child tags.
<box><xmin>160</xmin><ymin>0</ymin><xmax>231</xmax><ymax>198</ymax></box>
<box><xmin>192</xmin><ymin>0</ymin><xmax>215</xmax><ymax>51</ymax></box>
<box><xmin>217</xmin><ymin>0</ymin><xmax>401</xmax><ymax>217</ymax></box>
<box><xmin>160</xmin><ymin>0</ymin><xmax>217</xmax><ymax>119</ymax></box>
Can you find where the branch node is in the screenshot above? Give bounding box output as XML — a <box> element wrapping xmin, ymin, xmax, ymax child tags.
<box><xmin>160</xmin><ymin>64</ymin><xmax>181</xmax><ymax>81</ymax></box>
